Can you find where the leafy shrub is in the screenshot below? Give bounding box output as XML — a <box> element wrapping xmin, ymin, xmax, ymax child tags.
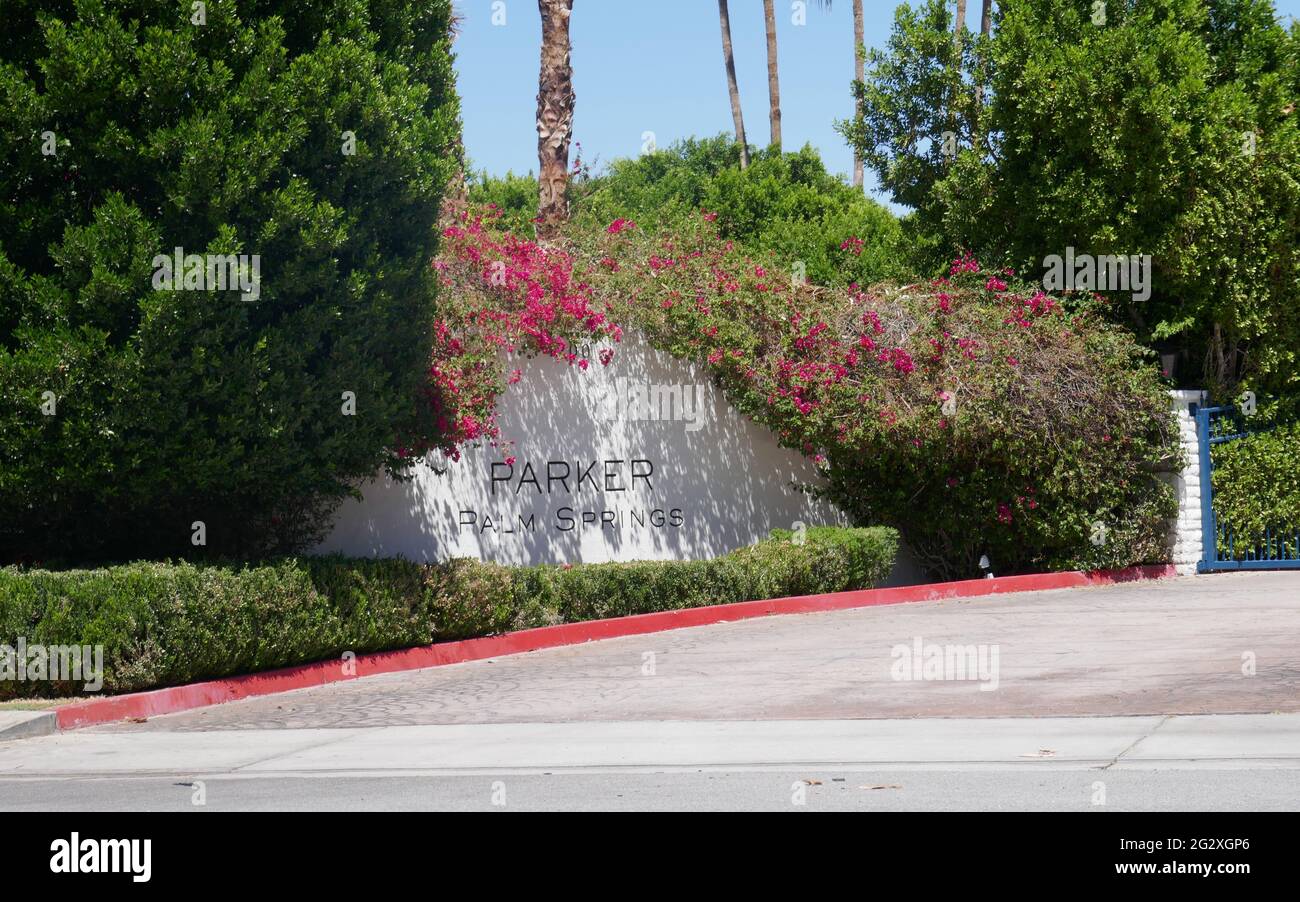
<box><xmin>0</xmin><ymin>1</ymin><xmax>462</xmax><ymax>564</ymax></box>
<box><xmin>573</xmin><ymin>134</ymin><xmax>748</xmax><ymax>224</ymax></box>
<box><xmin>1211</xmin><ymin>420</ymin><xmax>1300</xmax><ymax>558</ymax></box>
<box><xmin>0</xmin><ymin>527</ymin><xmax>897</xmax><ymax>698</ymax></box>
<box><xmin>518</xmin><ymin>527</ymin><xmax>899</xmax><ymax>623</ymax></box>
<box><xmin>578</xmin><ymin>213</ymin><xmax>1180</xmax><ymax>579</ymax></box>
<box><xmin>465</xmin><ymin>169</ymin><xmax>542</xmax><ymax>236</ymax></box>
<box><xmin>468</xmin><ymin>136</ymin><xmax>905</xmax><ymax>287</ymax></box>
<box><xmin>766</xmin><ymin>525</ymin><xmax>896</xmax><ymax>591</ymax></box>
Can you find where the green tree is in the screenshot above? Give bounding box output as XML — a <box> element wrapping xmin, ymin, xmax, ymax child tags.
<box><xmin>842</xmin><ymin>0</ymin><xmax>1300</xmax><ymax>400</ymax></box>
<box><xmin>572</xmin><ymin>136</ymin><xmax>904</xmax><ymax>287</ymax></box>
<box><xmin>0</xmin><ymin>0</ymin><xmax>462</xmax><ymax>563</ymax></box>
<box><xmin>837</xmin><ymin>0</ymin><xmax>970</xmax><ymax>266</ymax></box>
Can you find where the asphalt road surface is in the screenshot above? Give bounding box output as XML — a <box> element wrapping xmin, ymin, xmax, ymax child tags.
<box><xmin>4</xmin><ymin>768</ymin><xmax>1298</xmax><ymax>812</ymax></box>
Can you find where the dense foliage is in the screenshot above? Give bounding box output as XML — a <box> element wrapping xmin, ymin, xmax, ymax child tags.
<box><xmin>574</xmin><ymin>212</ymin><xmax>1180</xmax><ymax>579</ymax></box>
<box><xmin>0</xmin><ymin>0</ymin><xmax>461</xmax><ymax>564</ymax></box>
<box><xmin>1212</xmin><ymin>419</ymin><xmax>1300</xmax><ymax>559</ymax></box>
<box><xmin>842</xmin><ymin>0</ymin><xmax>1300</xmax><ymax>401</ymax></box>
<box><xmin>470</xmin><ymin>136</ymin><xmax>906</xmax><ymax>288</ymax></box>
<box><xmin>0</xmin><ymin>527</ymin><xmax>897</xmax><ymax>697</ymax></box>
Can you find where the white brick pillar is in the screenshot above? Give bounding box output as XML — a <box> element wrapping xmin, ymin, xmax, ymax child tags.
<box><xmin>1165</xmin><ymin>389</ymin><xmax>1207</xmax><ymax>575</ymax></box>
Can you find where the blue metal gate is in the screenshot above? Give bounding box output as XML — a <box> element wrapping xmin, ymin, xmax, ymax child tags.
<box><xmin>1196</xmin><ymin>403</ymin><xmax>1300</xmax><ymax>571</ymax></box>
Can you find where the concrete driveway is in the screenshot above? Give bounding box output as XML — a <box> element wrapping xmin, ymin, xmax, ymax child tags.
<box><xmin>93</xmin><ymin>570</ymin><xmax>1300</xmax><ymax>732</ymax></box>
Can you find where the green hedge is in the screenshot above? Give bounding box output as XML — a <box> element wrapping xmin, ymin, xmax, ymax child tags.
<box><xmin>1212</xmin><ymin>421</ymin><xmax>1300</xmax><ymax>558</ymax></box>
<box><xmin>0</xmin><ymin>527</ymin><xmax>897</xmax><ymax>699</ymax></box>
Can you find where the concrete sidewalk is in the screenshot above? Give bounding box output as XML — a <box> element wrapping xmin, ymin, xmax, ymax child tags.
<box><xmin>91</xmin><ymin>571</ymin><xmax>1300</xmax><ymax>732</ymax></box>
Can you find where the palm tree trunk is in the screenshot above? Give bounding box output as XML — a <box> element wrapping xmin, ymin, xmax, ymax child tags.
<box><xmin>852</xmin><ymin>0</ymin><xmax>865</xmax><ymax>188</ymax></box>
<box><xmin>764</xmin><ymin>0</ymin><xmax>781</xmax><ymax>149</ymax></box>
<box><xmin>948</xmin><ymin>0</ymin><xmax>967</xmax><ymax>158</ymax></box>
<box><xmin>536</xmin><ymin>0</ymin><xmax>575</xmax><ymax>240</ymax></box>
<box><xmin>718</xmin><ymin>0</ymin><xmax>750</xmax><ymax>169</ymax></box>
<box><xmin>975</xmin><ymin>0</ymin><xmax>993</xmax><ymax>144</ymax></box>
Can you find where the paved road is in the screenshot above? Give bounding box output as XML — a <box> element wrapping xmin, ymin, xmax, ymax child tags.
<box><xmin>95</xmin><ymin>572</ymin><xmax>1300</xmax><ymax>731</ymax></box>
<box><xmin>3</xmin><ymin>714</ymin><xmax>1300</xmax><ymax>810</ymax></box>
<box><xmin>3</xmin><ymin>769</ymin><xmax>1296</xmax><ymax>812</ymax></box>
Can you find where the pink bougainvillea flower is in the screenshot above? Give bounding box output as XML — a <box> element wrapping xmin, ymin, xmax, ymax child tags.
<box><xmin>949</xmin><ymin>252</ymin><xmax>980</xmax><ymax>275</ymax></box>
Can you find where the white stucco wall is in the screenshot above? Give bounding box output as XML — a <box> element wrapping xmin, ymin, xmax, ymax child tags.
<box><xmin>316</xmin><ymin>333</ymin><xmax>851</xmax><ymax>566</ymax></box>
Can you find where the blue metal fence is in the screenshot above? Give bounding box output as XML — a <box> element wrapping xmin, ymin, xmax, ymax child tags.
<box><xmin>1196</xmin><ymin>404</ymin><xmax>1300</xmax><ymax>571</ymax></box>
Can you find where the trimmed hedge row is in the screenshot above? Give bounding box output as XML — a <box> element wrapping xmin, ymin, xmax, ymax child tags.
<box><xmin>0</xmin><ymin>526</ymin><xmax>897</xmax><ymax>698</ymax></box>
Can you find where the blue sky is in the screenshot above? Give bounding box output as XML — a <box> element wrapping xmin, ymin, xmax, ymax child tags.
<box><xmin>453</xmin><ymin>0</ymin><xmax>1300</xmax><ymax>208</ymax></box>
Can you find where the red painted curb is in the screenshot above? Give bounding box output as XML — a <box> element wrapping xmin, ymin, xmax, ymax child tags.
<box><xmin>53</xmin><ymin>563</ymin><xmax>1176</xmax><ymax>730</ymax></box>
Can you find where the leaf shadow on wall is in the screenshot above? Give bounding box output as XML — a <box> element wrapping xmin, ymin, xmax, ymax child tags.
<box><xmin>317</xmin><ymin>331</ymin><xmax>848</xmax><ymax>566</ymax></box>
